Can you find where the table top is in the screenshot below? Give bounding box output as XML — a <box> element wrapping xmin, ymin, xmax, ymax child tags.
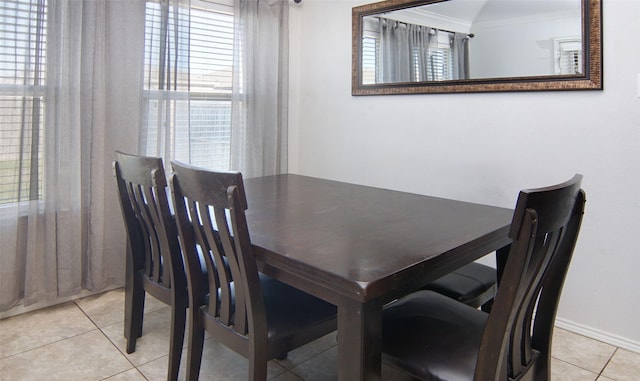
<box><xmin>244</xmin><ymin>174</ymin><xmax>513</xmax><ymax>304</ymax></box>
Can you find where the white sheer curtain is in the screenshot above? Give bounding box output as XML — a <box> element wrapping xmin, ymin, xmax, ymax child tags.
<box><xmin>0</xmin><ymin>0</ymin><xmax>144</xmax><ymax>314</ymax></box>
<box><xmin>231</xmin><ymin>0</ymin><xmax>288</xmax><ymax>178</ymax></box>
<box><xmin>140</xmin><ymin>0</ymin><xmax>191</xmax><ymax>167</ymax></box>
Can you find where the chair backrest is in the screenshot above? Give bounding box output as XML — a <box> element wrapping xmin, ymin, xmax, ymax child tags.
<box><xmin>113</xmin><ymin>151</ymin><xmax>185</xmax><ymax>299</ymax></box>
<box><xmin>169</xmin><ymin>161</ymin><xmax>266</xmax><ymax>342</ymax></box>
<box><xmin>476</xmin><ymin>174</ymin><xmax>586</xmax><ymax>381</ymax></box>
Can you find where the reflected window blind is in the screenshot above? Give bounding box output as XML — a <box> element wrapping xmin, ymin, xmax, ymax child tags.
<box><xmin>425</xmin><ymin>31</ymin><xmax>453</xmax><ymax>81</ymax></box>
<box><xmin>426</xmin><ymin>48</ymin><xmax>452</xmax><ymax>81</ymax></box>
<box><xmin>411</xmin><ymin>47</ymin><xmax>452</xmax><ymax>82</ymax></box>
<box><xmin>0</xmin><ymin>0</ymin><xmax>47</xmax><ymax>204</ymax></box>
<box><xmin>558</xmin><ymin>41</ymin><xmax>582</xmax><ymax>75</ymax></box>
<box><xmin>362</xmin><ymin>36</ymin><xmax>377</xmax><ymax>85</ymax></box>
<box><xmin>554</xmin><ymin>37</ymin><xmax>582</xmax><ymax>75</ymax></box>
<box><xmin>143</xmin><ymin>0</ymin><xmax>234</xmax><ymax>170</ymax></box>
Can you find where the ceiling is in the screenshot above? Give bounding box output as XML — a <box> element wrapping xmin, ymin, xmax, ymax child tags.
<box><xmin>386</xmin><ymin>0</ymin><xmax>581</xmax><ymax>31</ymax></box>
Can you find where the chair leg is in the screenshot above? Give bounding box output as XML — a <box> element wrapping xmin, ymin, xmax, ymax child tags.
<box><xmin>249</xmin><ymin>357</ymin><xmax>268</xmax><ymax>381</ymax></box>
<box><xmin>249</xmin><ymin>342</ymin><xmax>268</xmax><ymax>381</ymax></box>
<box><xmin>124</xmin><ymin>272</ymin><xmax>145</xmax><ymax>354</ymax></box>
<box><xmin>186</xmin><ymin>312</ymin><xmax>205</xmax><ymax>381</ymax></box>
<box><xmin>167</xmin><ymin>301</ymin><xmax>187</xmax><ymax>381</ymax></box>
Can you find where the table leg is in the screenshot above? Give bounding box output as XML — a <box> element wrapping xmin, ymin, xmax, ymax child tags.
<box><xmin>337</xmin><ymin>295</ymin><xmax>383</xmax><ymax>381</ymax></box>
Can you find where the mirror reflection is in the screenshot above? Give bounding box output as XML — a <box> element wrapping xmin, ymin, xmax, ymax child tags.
<box><xmin>362</xmin><ymin>0</ymin><xmax>583</xmax><ymax>85</ymax></box>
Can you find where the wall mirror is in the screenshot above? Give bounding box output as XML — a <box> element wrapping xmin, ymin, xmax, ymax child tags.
<box><xmin>352</xmin><ymin>0</ymin><xmax>602</xmax><ymax>95</ymax></box>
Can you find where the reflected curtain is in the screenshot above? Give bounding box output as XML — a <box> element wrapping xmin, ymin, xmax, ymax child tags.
<box><xmin>0</xmin><ymin>0</ymin><xmax>144</xmax><ymax>314</ymax></box>
<box><xmin>231</xmin><ymin>0</ymin><xmax>289</xmax><ymax>178</ymax></box>
<box><xmin>379</xmin><ymin>17</ymin><xmax>433</xmax><ymax>83</ymax></box>
<box><xmin>452</xmin><ymin>32</ymin><xmax>470</xmax><ymax>80</ymax></box>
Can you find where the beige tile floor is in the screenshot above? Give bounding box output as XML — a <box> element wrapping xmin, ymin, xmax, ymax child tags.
<box><xmin>1</xmin><ymin>288</ymin><xmax>639</xmax><ymax>381</ymax></box>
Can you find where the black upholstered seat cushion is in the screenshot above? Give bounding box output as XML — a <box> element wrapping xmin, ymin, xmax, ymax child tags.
<box><xmin>260</xmin><ymin>274</ymin><xmax>337</xmax><ymax>342</ymax></box>
<box><xmin>205</xmin><ymin>274</ymin><xmax>336</xmax><ymax>343</ymax></box>
<box><xmin>382</xmin><ymin>290</ymin><xmax>488</xmax><ymax>381</ymax></box>
<box><xmin>423</xmin><ymin>262</ymin><xmax>496</xmax><ymax>306</ymax></box>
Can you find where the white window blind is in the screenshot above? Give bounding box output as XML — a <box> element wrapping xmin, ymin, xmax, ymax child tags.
<box><xmin>143</xmin><ymin>0</ymin><xmax>234</xmax><ymax>170</ymax></box>
<box><xmin>0</xmin><ymin>0</ymin><xmax>47</xmax><ymax>205</ymax></box>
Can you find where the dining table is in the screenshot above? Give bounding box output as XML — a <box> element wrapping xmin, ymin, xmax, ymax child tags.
<box><xmin>243</xmin><ymin>174</ymin><xmax>514</xmax><ymax>380</ymax></box>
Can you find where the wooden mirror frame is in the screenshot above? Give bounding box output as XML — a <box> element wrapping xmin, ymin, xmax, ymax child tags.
<box><xmin>352</xmin><ymin>0</ymin><xmax>602</xmax><ymax>95</ymax></box>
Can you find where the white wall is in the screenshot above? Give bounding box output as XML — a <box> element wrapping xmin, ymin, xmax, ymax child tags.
<box><xmin>288</xmin><ymin>0</ymin><xmax>640</xmax><ymax>351</ymax></box>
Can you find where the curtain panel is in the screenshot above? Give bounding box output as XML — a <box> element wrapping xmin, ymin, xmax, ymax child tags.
<box><xmin>379</xmin><ymin>17</ymin><xmax>433</xmax><ymax>84</ymax></box>
<box><xmin>452</xmin><ymin>32</ymin><xmax>470</xmax><ymax>80</ymax></box>
<box><xmin>378</xmin><ymin>17</ymin><xmax>470</xmax><ymax>83</ymax></box>
<box><xmin>231</xmin><ymin>0</ymin><xmax>289</xmax><ymax>178</ymax></box>
<box><xmin>379</xmin><ymin>18</ymin><xmax>412</xmax><ymax>83</ymax></box>
<box><xmin>0</xmin><ymin>0</ymin><xmax>145</xmax><ymax>314</ymax></box>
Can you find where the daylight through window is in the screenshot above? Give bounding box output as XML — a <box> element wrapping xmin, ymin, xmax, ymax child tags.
<box><xmin>0</xmin><ymin>0</ymin><xmax>47</xmax><ymax>205</ymax></box>
<box><xmin>143</xmin><ymin>0</ymin><xmax>234</xmax><ymax>171</ymax></box>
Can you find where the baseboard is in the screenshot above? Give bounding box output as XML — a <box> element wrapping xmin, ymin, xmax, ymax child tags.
<box><xmin>0</xmin><ymin>286</ymin><xmax>121</xmax><ymax>320</ymax></box>
<box><xmin>555</xmin><ymin>317</ymin><xmax>640</xmax><ymax>354</ymax></box>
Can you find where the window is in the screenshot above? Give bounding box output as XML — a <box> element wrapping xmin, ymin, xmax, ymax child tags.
<box><xmin>362</xmin><ymin>36</ymin><xmax>378</xmax><ymax>85</ymax></box>
<box><xmin>0</xmin><ymin>0</ymin><xmax>47</xmax><ymax>205</ymax></box>
<box><xmin>424</xmin><ymin>32</ymin><xmax>454</xmax><ymax>82</ymax></box>
<box><xmin>143</xmin><ymin>0</ymin><xmax>233</xmax><ymax>170</ymax></box>
<box><xmin>554</xmin><ymin>37</ymin><xmax>583</xmax><ymax>75</ymax></box>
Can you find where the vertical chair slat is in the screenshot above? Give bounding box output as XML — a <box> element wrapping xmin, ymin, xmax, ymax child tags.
<box><xmin>144</xmin><ymin>184</ymin><xmax>165</xmax><ymax>284</ymax></box>
<box><xmin>150</xmin><ymin>168</ymin><xmax>175</xmax><ymax>288</ymax></box>
<box><xmin>202</xmin><ymin>202</ymin><xmax>231</xmax><ymax>323</ymax></box>
<box><xmin>215</xmin><ymin>205</ymin><xmax>249</xmax><ymax>335</ymax></box>
<box><xmin>130</xmin><ymin>183</ymin><xmax>153</xmax><ymax>278</ymax></box>
<box><xmin>135</xmin><ymin>183</ymin><xmax>161</xmax><ymax>282</ymax></box>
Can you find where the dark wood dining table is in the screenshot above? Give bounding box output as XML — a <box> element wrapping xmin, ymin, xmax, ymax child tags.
<box><xmin>243</xmin><ymin>174</ymin><xmax>513</xmax><ymax>380</ymax></box>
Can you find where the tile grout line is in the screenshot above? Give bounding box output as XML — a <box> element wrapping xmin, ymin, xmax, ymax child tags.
<box><xmin>286</xmin><ymin>344</ymin><xmax>338</xmax><ymax>380</ymax></box>
<box><xmin>73</xmin><ymin>300</ymin><xmax>142</xmax><ymax>376</ymax></box>
<box><xmin>0</xmin><ymin>331</ymin><xmax>93</xmax><ymax>362</ymax></box>
<box><xmin>596</xmin><ymin>347</ymin><xmax>618</xmax><ymax>380</ymax></box>
<box><xmin>0</xmin><ymin>302</ymin><xmax>95</xmax><ymax>361</ymax></box>
<box><xmin>552</xmin><ymin>357</ymin><xmax>601</xmax><ymax>379</ymax></box>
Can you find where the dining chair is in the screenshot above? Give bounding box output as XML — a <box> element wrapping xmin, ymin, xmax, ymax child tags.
<box><xmin>169</xmin><ymin>161</ymin><xmax>338</xmax><ymax>381</ymax></box>
<box><xmin>382</xmin><ymin>174</ymin><xmax>585</xmax><ymax>381</ymax></box>
<box><xmin>113</xmin><ymin>152</ymin><xmax>187</xmax><ymax>381</ymax></box>
<box><xmin>422</xmin><ymin>261</ymin><xmax>497</xmax><ymax>311</ymax></box>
